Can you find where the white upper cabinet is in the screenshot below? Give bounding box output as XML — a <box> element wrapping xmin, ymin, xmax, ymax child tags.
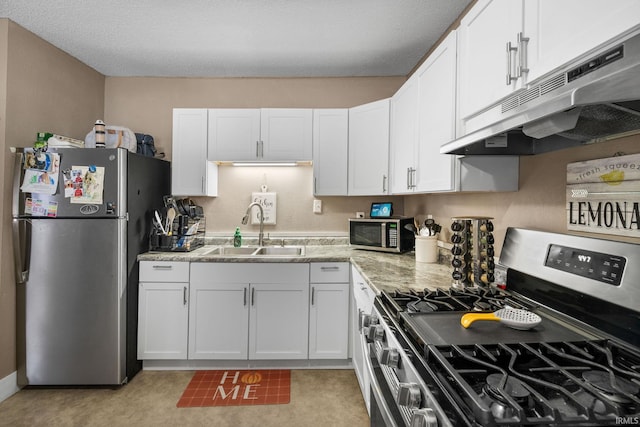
<box><xmin>389</xmin><ymin>76</ymin><xmax>419</xmax><ymax>194</ymax></box>
<box><xmin>348</xmin><ymin>99</ymin><xmax>390</xmax><ymax>196</ymax></box>
<box><xmin>524</xmin><ymin>0</ymin><xmax>640</xmax><ymax>83</ymax></box>
<box><xmin>313</xmin><ymin>109</ymin><xmax>349</xmax><ymax>196</ymax></box>
<box><xmin>208</xmin><ymin>109</ymin><xmax>261</xmax><ymax>161</ymax></box>
<box><xmin>261</xmin><ymin>109</ymin><xmax>313</xmax><ymax>161</ymax></box>
<box><xmin>207</xmin><ymin>108</ymin><xmax>312</xmax><ymax>162</ymax></box>
<box><xmin>457</xmin><ymin>0</ymin><xmax>525</xmax><ymax>126</ymax></box>
<box><xmin>172</xmin><ymin>109</ymin><xmax>218</xmax><ymax>197</ymax></box>
<box><xmin>415</xmin><ymin>30</ymin><xmax>458</xmax><ymax>193</ymax></box>
<box><xmin>457</xmin><ymin>0</ymin><xmax>640</xmax><ymax>136</ymax></box>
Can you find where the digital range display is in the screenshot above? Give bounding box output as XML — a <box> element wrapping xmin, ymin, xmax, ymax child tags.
<box><xmin>545</xmin><ymin>244</ymin><xmax>626</xmax><ymax>286</ymax></box>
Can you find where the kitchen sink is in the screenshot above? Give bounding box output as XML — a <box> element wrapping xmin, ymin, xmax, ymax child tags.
<box><xmin>200</xmin><ymin>245</ymin><xmax>305</xmax><ymax>257</ymax></box>
<box><xmin>254</xmin><ymin>246</ymin><xmax>305</xmax><ymax>256</ymax></box>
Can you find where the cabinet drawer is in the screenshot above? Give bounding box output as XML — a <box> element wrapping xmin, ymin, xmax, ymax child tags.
<box><xmin>310</xmin><ymin>262</ymin><xmax>350</xmax><ymax>283</ymax></box>
<box><xmin>139</xmin><ymin>261</ymin><xmax>190</xmax><ymax>282</ymax></box>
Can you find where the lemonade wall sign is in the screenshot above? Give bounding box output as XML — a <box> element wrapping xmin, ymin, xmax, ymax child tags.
<box><xmin>567</xmin><ymin>153</ymin><xmax>640</xmax><ymax>237</ymax></box>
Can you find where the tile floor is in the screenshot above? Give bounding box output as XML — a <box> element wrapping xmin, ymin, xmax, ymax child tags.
<box><xmin>0</xmin><ymin>369</ymin><xmax>369</xmax><ymax>427</ymax></box>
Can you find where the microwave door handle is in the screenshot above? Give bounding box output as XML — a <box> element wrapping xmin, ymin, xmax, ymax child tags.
<box><xmin>381</xmin><ymin>222</ymin><xmax>387</xmax><ymax>248</ymax></box>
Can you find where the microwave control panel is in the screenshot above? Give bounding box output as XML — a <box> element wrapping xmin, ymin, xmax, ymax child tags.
<box><xmin>545</xmin><ymin>244</ymin><xmax>626</xmax><ymax>286</ymax></box>
<box><xmin>388</xmin><ymin>223</ymin><xmax>397</xmax><ymax>248</ymax></box>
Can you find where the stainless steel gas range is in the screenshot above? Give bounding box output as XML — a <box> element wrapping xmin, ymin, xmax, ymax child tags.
<box><xmin>362</xmin><ymin>227</ymin><xmax>640</xmax><ymax>427</ymax></box>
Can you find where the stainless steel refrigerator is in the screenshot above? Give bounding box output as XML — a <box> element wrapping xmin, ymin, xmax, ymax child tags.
<box><xmin>12</xmin><ymin>147</ymin><xmax>170</xmax><ymax>386</ymax></box>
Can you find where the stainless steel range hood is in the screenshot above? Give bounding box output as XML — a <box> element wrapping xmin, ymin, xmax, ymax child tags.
<box><xmin>441</xmin><ymin>29</ymin><xmax>640</xmax><ymax>156</ymax></box>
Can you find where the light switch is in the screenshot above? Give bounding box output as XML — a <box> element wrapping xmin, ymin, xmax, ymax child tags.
<box><xmin>313</xmin><ymin>199</ymin><xmax>322</xmax><ymax>214</ymax></box>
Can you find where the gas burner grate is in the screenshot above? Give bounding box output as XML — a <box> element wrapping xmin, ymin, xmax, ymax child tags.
<box><xmin>384</xmin><ymin>287</ymin><xmax>524</xmax><ymax>314</ymax></box>
<box><xmin>426</xmin><ymin>340</ymin><xmax>640</xmax><ymax>426</ymax></box>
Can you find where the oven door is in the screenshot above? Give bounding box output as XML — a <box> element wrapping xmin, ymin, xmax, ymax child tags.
<box><xmin>362</xmin><ymin>306</ymin><xmax>452</xmax><ymax>427</ymax></box>
<box><xmin>363</xmin><ymin>327</ymin><xmax>402</xmax><ymax>427</ymax></box>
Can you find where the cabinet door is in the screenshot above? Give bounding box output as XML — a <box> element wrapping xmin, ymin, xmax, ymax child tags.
<box><xmin>389</xmin><ymin>77</ymin><xmax>419</xmax><ymax>194</ymax></box>
<box><xmin>457</xmin><ymin>0</ymin><xmax>524</xmax><ymax>122</ymax></box>
<box><xmin>249</xmin><ymin>283</ymin><xmax>309</xmax><ymax>359</ymax></box>
<box><xmin>261</xmin><ymin>109</ymin><xmax>313</xmax><ymax>161</ymax></box>
<box><xmin>309</xmin><ymin>283</ymin><xmax>350</xmax><ymax>359</ymax></box>
<box><xmin>350</xmin><ymin>266</ymin><xmax>375</xmax><ymax>414</ymax></box>
<box><xmin>313</xmin><ymin>109</ymin><xmax>349</xmax><ymax>196</ymax></box>
<box><xmin>172</xmin><ymin>108</ymin><xmax>217</xmax><ymax>196</ymax></box>
<box><xmin>207</xmin><ymin>109</ymin><xmax>261</xmax><ymax>161</ymax></box>
<box><xmin>138</xmin><ymin>282</ymin><xmax>188</xmax><ymax>359</ymax></box>
<box><xmin>188</xmin><ymin>282</ymin><xmax>249</xmax><ymax>360</ymax></box>
<box><xmin>415</xmin><ymin>30</ymin><xmax>457</xmax><ymax>193</ymax></box>
<box><xmin>348</xmin><ymin>99</ymin><xmax>390</xmax><ymax>195</ymax></box>
<box><xmin>525</xmin><ymin>0</ymin><xmax>640</xmax><ymax>83</ymax></box>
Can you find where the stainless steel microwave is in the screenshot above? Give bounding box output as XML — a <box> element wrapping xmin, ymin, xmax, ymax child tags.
<box><xmin>349</xmin><ymin>217</ymin><xmax>415</xmax><ymax>253</ymax></box>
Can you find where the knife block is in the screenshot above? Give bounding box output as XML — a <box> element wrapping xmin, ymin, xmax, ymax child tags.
<box><xmin>450</xmin><ymin>216</ymin><xmax>495</xmax><ymax>289</ymax></box>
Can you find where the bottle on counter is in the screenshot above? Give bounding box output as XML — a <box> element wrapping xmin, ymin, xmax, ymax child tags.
<box><xmin>233</xmin><ymin>227</ymin><xmax>242</xmax><ymax>248</ymax></box>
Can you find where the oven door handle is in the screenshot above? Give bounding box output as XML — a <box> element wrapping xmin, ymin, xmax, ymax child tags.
<box><xmin>362</xmin><ymin>335</ymin><xmax>399</xmax><ymax>427</ymax></box>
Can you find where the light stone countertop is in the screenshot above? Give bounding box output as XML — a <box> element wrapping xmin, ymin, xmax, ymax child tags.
<box><xmin>138</xmin><ymin>244</ymin><xmax>454</xmax><ymax>294</ymax></box>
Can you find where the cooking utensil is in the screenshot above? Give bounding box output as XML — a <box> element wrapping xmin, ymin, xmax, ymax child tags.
<box><xmin>165</xmin><ymin>207</ymin><xmax>176</xmax><ymax>235</ymax></box>
<box><xmin>404</xmin><ymin>223</ymin><xmax>418</xmax><ymax>236</ymax></box>
<box><xmin>460</xmin><ymin>308</ymin><xmax>542</xmax><ymax>330</ymax></box>
<box><xmin>154</xmin><ymin>210</ymin><xmax>167</xmax><ymax>235</ymax></box>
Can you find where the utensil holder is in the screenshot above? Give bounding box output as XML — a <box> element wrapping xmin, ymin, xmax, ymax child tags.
<box><xmin>415</xmin><ymin>235</ymin><xmax>438</xmax><ymax>263</ymax></box>
<box><xmin>450</xmin><ymin>216</ymin><xmax>494</xmax><ymax>288</ymax></box>
<box><xmin>149</xmin><ymin>217</ymin><xmax>205</xmax><ymax>252</ymax></box>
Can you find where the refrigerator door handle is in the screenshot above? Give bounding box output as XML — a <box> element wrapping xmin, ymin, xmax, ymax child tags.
<box><xmin>13</xmin><ymin>218</ymin><xmax>31</xmax><ymax>284</ymax></box>
<box><xmin>12</xmin><ymin>149</ymin><xmax>23</xmax><ymax>218</ymax></box>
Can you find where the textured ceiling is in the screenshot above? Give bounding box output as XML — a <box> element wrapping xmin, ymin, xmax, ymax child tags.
<box><xmin>0</xmin><ymin>0</ymin><xmax>471</xmax><ymax>77</ymax></box>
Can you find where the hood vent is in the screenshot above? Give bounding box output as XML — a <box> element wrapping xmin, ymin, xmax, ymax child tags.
<box><xmin>441</xmin><ymin>30</ymin><xmax>640</xmax><ymax>156</ymax></box>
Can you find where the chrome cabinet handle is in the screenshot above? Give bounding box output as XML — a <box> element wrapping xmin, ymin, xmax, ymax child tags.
<box><xmin>152</xmin><ymin>265</ymin><xmax>173</xmax><ymax>270</ymax></box>
<box><xmin>517</xmin><ymin>32</ymin><xmax>530</xmax><ymax>77</ymax></box>
<box><xmin>256</xmin><ymin>141</ymin><xmax>260</xmax><ymax>158</ymax></box>
<box><xmin>244</xmin><ymin>287</ymin><xmax>247</xmax><ymax>306</ymax></box>
<box><xmin>506</xmin><ymin>41</ymin><xmax>518</xmax><ymax>85</ymax></box>
<box><xmin>311</xmin><ymin>287</ymin><xmax>315</xmax><ymax>305</ymax></box>
<box><xmin>408</xmin><ymin>167</ymin><xmax>417</xmax><ymax>189</ymax></box>
<box><xmin>382</xmin><ymin>174</ymin><xmax>387</xmax><ymax>193</ymax></box>
<box><xmin>320</xmin><ymin>266</ymin><xmax>340</xmax><ymax>271</ymax></box>
<box><xmin>183</xmin><ymin>286</ymin><xmax>187</xmax><ymax>306</ymax></box>
<box><xmin>251</xmin><ymin>287</ymin><xmax>255</xmax><ymax>306</ymax></box>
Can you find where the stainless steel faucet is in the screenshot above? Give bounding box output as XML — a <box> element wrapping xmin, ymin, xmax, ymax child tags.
<box><xmin>241</xmin><ymin>202</ymin><xmax>265</xmax><ymax>246</ymax></box>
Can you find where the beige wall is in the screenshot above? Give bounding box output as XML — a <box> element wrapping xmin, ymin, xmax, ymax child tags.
<box><xmin>0</xmin><ymin>19</ymin><xmax>104</xmax><ymax>379</ymax></box>
<box><xmin>405</xmin><ymin>134</ymin><xmax>640</xmax><ymax>255</ymax></box>
<box><xmin>104</xmin><ymin>77</ymin><xmax>407</xmax><ymax>236</ymax></box>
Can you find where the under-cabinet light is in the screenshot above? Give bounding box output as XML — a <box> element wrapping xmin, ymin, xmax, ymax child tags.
<box><xmin>231</xmin><ymin>162</ymin><xmax>298</xmax><ymax>167</ymax></box>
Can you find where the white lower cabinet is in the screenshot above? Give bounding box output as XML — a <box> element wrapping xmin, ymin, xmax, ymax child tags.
<box><xmin>189</xmin><ymin>263</ymin><xmax>310</xmax><ymax>360</ymax></box>
<box><xmin>309</xmin><ymin>263</ymin><xmax>350</xmax><ymax>359</ymax></box>
<box><xmin>249</xmin><ymin>282</ymin><xmax>309</xmax><ymax>359</ymax></box>
<box><xmin>188</xmin><ymin>282</ymin><xmax>249</xmax><ymax>359</ymax></box>
<box><xmin>351</xmin><ymin>265</ymin><xmax>376</xmax><ymax>414</ymax></box>
<box><xmin>138</xmin><ymin>261</ymin><xmax>190</xmax><ymax>360</ymax></box>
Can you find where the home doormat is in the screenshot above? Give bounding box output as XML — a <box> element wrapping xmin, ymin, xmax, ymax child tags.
<box><xmin>177</xmin><ymin>370</ymin><xmax>290</xmax><ymax>407</ymax></box>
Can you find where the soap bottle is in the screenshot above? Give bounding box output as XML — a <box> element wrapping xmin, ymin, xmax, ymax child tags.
<box><xmin>233</xmin><ymin>227</ymin><xmax>242</xmax><ymax>248</ymax></box>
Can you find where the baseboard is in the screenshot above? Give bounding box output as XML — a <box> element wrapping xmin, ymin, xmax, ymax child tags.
<box><xmin>143</xmin><ymin>359</ymin><xmax>353</xmax><ymax>371</ymax></box>
<box><xmin>0</xmin><ymin>371</ymin><xmax>20</xmax><ymax>403</ymax></box>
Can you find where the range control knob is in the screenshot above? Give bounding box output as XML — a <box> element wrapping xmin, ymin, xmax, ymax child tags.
<box><xmin>410</xmin><ymin>408</ymin><xmax>438</xmax><ymax>427</ymax></box>
<box><xmin>380</xmin><ymin>347</ymin><xmax>399</xmax><ymax>368</ymax></box>
<box><xmin>366</xmin><ymin>324</ymin><xmax>385</xmax><ymax>342</ymax></box>
<box><xmin>360</xmin><ymin>313</ymin><xmax>378</xmax><ymax>330</ymax></box>
<box><xmin>397</xmin><ymin>383</ymin><xmax>421</xmax><ymax>408</ymax></box>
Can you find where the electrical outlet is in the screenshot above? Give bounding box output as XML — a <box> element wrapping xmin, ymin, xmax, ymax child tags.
<box><xmin>356</xmin><ymin>211</ymin><xmax>365</xmax><ymax>218</ymax></box>
<box><xmin>313</xmin><ymin>199</ymin><xmax>322</xmax><ymax>214</ymax></box>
